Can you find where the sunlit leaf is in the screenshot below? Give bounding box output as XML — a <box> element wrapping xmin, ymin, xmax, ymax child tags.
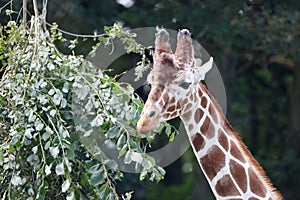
<box><xmin>55</xmin><ymin>162</ymin><xmax>65</xmax><ymax>175</ymax></box>
<box><xmin>62</xmin><ymin>179</ymin><xmax>71</xmax><ymax>193</ymax></box>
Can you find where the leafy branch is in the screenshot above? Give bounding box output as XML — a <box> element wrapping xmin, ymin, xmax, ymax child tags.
<box><xmin>0</xmin><ymin>2</ymin><xmax>168</xmax><ymax>200</ymax></box>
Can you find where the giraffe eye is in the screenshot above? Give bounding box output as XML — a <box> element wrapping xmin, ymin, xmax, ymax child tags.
<box><xmin>178</xmin><ymin>82</ymin><xmax>191</xmax><ymax>89</ymax></box>
<box><xmin>148</xmin><ymin>111</ymin><xmax>156</xmax><ymax>118</ymax></box>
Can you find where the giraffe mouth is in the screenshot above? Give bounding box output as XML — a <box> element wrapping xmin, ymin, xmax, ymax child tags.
<box><xmin>136</xmin><ymin>109</ymin><xmax>160</xmax><ymax>134</ymax></box>
<box><xmin>136</xmin><ymin>117</ymin><xmax>159</xmax><ymax>134</ymax></box>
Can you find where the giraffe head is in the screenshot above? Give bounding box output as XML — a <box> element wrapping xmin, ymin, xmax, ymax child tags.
<box><xmin>136</xmin><ymin>28</ymin><xmax>213</xmax><ymax>134</ymax></box>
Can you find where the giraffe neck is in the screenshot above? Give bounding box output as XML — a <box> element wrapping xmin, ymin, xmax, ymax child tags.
<box><xmin>180</xmin><ymin>83</ymin><xmax>282</xmax><ymax>200</ymax></box>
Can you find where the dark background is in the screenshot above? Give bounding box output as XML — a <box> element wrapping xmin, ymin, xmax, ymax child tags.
<box><xmin>1</xmin><ymin>0</ymin><xmax>299</xmax><ymax>199</ymax></box>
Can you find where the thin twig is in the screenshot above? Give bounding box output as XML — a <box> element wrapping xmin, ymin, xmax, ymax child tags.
<box><xmin>22</xmin><ymin>0</ymin><xmax>40</xmax><ymax>101</ymax></box>
<box><xmin>45</xmin><ymin>21</ymin><xmax>108</xmax><ymax>38</ymax></box>
<box><xmin>41</xmin><ymin>0</ymin><xmax>48</xmax><ymax>30</ymax></box>
<box><xmin>23</xmin><ymin>0</ymin><xmax>27</xmax><ymax>24</ymax></box>
<box><xmin>0</xmin><ymin>0</ymin><xmax>13</xmax><ymax>13</ymax></box>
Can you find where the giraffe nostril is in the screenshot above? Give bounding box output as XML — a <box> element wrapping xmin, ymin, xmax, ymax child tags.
<box><xmin>148</xmin><ymin>111</ymin><xmax>156</xmax><ymax>118</ymax></box>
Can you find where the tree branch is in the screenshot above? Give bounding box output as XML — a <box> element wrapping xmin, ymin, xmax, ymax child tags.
<box><xmin>23</xmin><ymin>0</ymin><xmax>27</xmax><ymax>24</ymax></box>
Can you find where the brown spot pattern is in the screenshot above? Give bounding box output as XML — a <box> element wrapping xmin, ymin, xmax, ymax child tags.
<box><xmin>201</xmin><ymin>96</ymin><xmax>208</xmax><ymax>108</ymax></box>
<box><xmin>163</xmin><ymin>93</ymin><xmax>169</xmax><ymax>103</ymax></box>
<box><xmin>194</xmin><ymin>108</ymin><xmax>204</xmax><ymax>124</ymax></box>
<box><xmin>179</xmin><ymin>98</ymin><xmax>188</xmax><ymax>108</ymax></box>
<box><xmin>230</xmin><ymin>160</ymin><xmax>247</xmax><ymax>193</ymax></box>
<box><xmin>182</xmin><ymin>110</ymin><xmax>192</xmax><ymax>121</ymax></box>
<box><xmin>200</xmin><ymin>146</ymin><xmax>225</xmax><ymax>180</ymax></box>
<box><xmin>200</xmin><ymin>117</ymin><xmax>215</xmax><ymax>139</ymax></box>
<box><xmin>159</xmin><ymin>100</ymin><xmax>164</xmax><ymax>106</ymax></box>
<box><xmin>150</xmin><ymin>85</ymin><xmax>164</xmax><ymax>101</ymax></box>
<box><xmin>192</xmin><ymin>133</ymin><xmax>205</xmax><ymax>152</ymax></box>
<box><xmin>189</xmin><ymin>93</ymin><xmax>194</xmax><ymax>102</ymax></box>
<box><xmin>215</xmin><ymin>174</ymin><xmax>241</xmax><ymax>197</ymax></box>
<box><xmin>167</xmin><ymin>105</ymin><xmax>176</xmax><ymax>112</ymax></box>
<box><xmin>200</xmin><ymin>117</ymin><xmax>209</xmax><ymax>133</ymax></box>
<box><xmin>184</xmin><ymin>103</ymin><xmax>192</xmax><ymax>112</ymax></box>
<box><xmin>230</xmin><ymin>142</ymin><xmax>246</xmax><ymax>163</ymax></box>
<box><xmin>249</xmin><ymin>168</ymin><xmax>267</xmax><ymax>197</ymax></box>
<box><xmin>218</xmin><ymin>129</ymin><xmax>229</xmax><ymax>151</ymax></box>
<box><xmin>188</xmin><ymin>124</ymin><xmax>194</xmax><ymax>131</ymax></box>
<box><xmin>162</xmin><ymin>113</ymin><xmax>170</xmax><ymax>119</ymax></box>
<box><xmin>198</xmin><ymin>88</ymin><xmax>203</xmax><ymax>97</ymax></box>
<box><xmin>193</xmin><ymin>93</ymin><xmax>197</xmax><ymax>102</ymax></box>
<box><xmin>170</xmin><ymin>97</ymin><xmax>176</xmax><ymax>104</ymax></box>
<box><xmin>209</xmin><ymin>104</ymin><xmax>219</xmax><ymax>124</ymax></box>
<box><xmin>171</xmin><ymin>111</ymin><xmax>178</xmax><ymax>118</ymax></box>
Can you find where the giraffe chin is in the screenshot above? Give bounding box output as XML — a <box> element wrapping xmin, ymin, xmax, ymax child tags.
<box><xmin>136</xmin><ymin>117</ymin><xmax>159</xmax><ymax>134</ymax></box>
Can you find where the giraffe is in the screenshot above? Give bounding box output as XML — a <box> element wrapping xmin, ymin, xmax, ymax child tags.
<box><xmin>136</xmin><ymin>28</ymin><xmax>283</xmax><ymax>200</ymax></box>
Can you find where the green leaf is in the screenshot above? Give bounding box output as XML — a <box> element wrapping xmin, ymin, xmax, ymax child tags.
<box><xmin>66</xmin><ymin>148</ymin><xmax>75</xmax><ymax>160</ymax></box>
<box><xmin>130</xmin><ymin>152</ymin><xmax>143</xmax><ymax>163</ymax></box>
<box><xmin>61</xmin><ymin>98</ymin><xmax>67</xmax><ymax>108</ymax></box>
<box><xmin>25</xmin><ymin>128</ymin><xmax>33</xmax><ymax>139</ymax></box>
<box><xmin>165</xmin><ymin>124</ymin><xmax>172</xmax><ymax>137</ymax></box>
<box><xmin>122</xmin><ymin>191</ymin><xmax>134</xmax><ymax>200</ymax></box>
<box><xmin>62</xmin><ymin>82</ymin><xmax>69</xmax><ymax>93</ymax></box>
<box><xmin>106</xmin><ymin>192</ymin><xmax>115</xmax><ymax>200</ymax></box>
<box><xmin>66</xmin><ymin>191</ymin><xmax>74</xmax><ymax>200</ymax></box>
<box><xmin>87</xmin><ymin>163</ymin><xmax>99</xmax><ymax>173</ymax></box>
<box><xmin>35</xmin><ymin>121</ymin><xmax>44</xmax><ymax>131</ymax></box>
<box><xmin>90</xmin><ymin>170</ymin><xmax>105</xmax><ymax>186</ymax></box>
<box><xmin>157</xmin><ymin>166</ymin><xmax>166</xmax><ymax>177</ymax></box>
<box><xmin>49</xmin><ymin>146</ymin><xmax>59</xmax><ymax>158</ymax></box>
<box><xmin>47</xmin><ymin>63</ymin><xmax>55</xmax><ymax>71</ymax></box>
<box><xmin>45</xmin><ymin>164</ymin><xmax>52</xmax><ymax>176</ymax></box>
<box><xmin>55</xmin><ymin>162</ymin><xmax>65</xmax><ymax>175</ymax></box>
<box><xmin>49</xmin><ymin>109</ymin><xmax>56</xmax><ymax>117</ymax></box>
<box><xmin>116</xmin><ymin>134</ymin><xmax>126</xmax><ymax>149</ymax></box>
<box><xmin>11</xmin><ymin>175</ymin><xmax>22</xmax><ymax>186</ymax></box>
<box><xmin>99</xmin><ymin>184</ymin><xmax>109</xmax><ymax>199</ymax></box>
<box><xmin>139</xmin><ymin>170</ymin><xmax>148</xmax><ymax>181</ymax></box>
<box><xmin>42</xmin><ymin>131</ymin><xmax>50</xmax><ymax>141</ymax></box>
<box><xmin>118</xmin><ymin>145</ymin><xmax>127</xmax><ymax>158</ymax></box>
<box><xmin>124</xmin><ymin>150</ymin><xmax>132</xmax><ymax>164</ymax></box>
<box><xmin>142</xmin><ymin>159</ymin><xmax>152</xmax><ymax>170</ymax></box>
<box><xmin>73</xmin><ymin>85</ymin><xmax>90</xmax><ymax>100</ymax></box>
<box><xmin>129</xmin><ymin>138</ymin><xmax>140</xmax><ymax>151</ymax></box>
<box><xmin>48</xmin><ymin>89</ymin><xmax>55</xmax><ymax>96</ymax></box>
<box><xmin>169</xmin><ymin>132</ymin><xmax>175</xmax><ymax>142</ymax></box>
<box><xmin>107</xmin><ymin>126</ymin><xmax>120</xmax><ymax>139</ymax></box>
<box><xmin>104</xmin><ymin>160</ymin><xmax>118</xmax><ymax>171</ymax></box>
<box><xmin>53</xmin><ymin>93</ymin><xmax>62</xmax><ymax>105</ymax></box>
<box><xmin>62</xmin><ymin>179</ymin><xmax>71</xmax><ymax>193</ymax></box>
<box><xmin>91</xmin><ymin>114</ymin><xmax>104</xmax><ymax>127</ymax></box>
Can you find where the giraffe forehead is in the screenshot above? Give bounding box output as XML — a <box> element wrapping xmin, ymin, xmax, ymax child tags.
<box><xmin>148</xmin><ymin>65</ymin><xmax>179</xmax><ymax>85</ymax></box>
<box><xmin>149</xmin><ymin>85</ymin><xmax>165</xmax><ymax>102</ymax></box>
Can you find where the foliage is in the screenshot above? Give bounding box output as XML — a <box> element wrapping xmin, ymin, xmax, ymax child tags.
<box><xmin>146</xmin><ymin>174</ymin><xmax>194</xmax><ymax>200</ymax></box>
<box><xmin>0</xmin><ymin>11</ymin><xmax>173</xmax><ymax>199</ymax></box>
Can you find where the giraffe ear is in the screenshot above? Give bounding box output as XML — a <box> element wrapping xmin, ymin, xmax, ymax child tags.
<box><xmin>174</xmin><ymin>28</ymin><xmax>194</xmax><ymax>69</ymax></box>
<box><xmin>193</xmin><ymin>57</ymin><xmax>213</xmax><ymax>83</ymax></box>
